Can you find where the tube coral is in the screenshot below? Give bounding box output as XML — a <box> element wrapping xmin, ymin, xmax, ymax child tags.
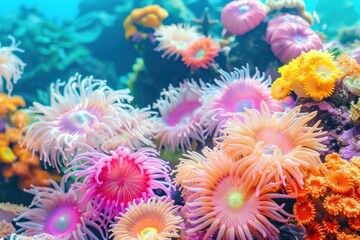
<box><xmin>110</xmin><ymin>197</ymin><xmax>183</xmax><ymax>240</ymax></box>
<box><xmin>66</xmin><ymin>146</ymin><xmax>172</xmax><ymax>221</ymax></box>
<box><xmin>218</xmin><ymin>102</ymin><xmax>327</xmax><ymax>194</ymax></box>
<box><xmin>0</xmin><ymin>36</ymin><xmax>26</xmax><ymax>94</ymax></box>
<box><xmin>21</xmin><ymin>73</ymin><xmax>135</xmax><ymax>171</ymax></box>
<box><xmin>221</xmin><ymin>0</ymin><xmax>268</xmax><ymax>35</ymax></box>
<box><xmin>201</xmin><ymin>65</ymin><xmax>284</xmax><ymax>136</ymax></box>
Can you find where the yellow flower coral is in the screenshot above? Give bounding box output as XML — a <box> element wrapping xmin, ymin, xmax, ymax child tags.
<box><xmin>271</xmin><ymin>50</ymin><xmax>341</xmax><ymax>101</ymax></box>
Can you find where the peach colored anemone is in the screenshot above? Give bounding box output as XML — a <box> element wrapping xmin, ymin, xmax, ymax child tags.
<box><xmin>183</xmin><ymin>147</ymin><xmax>291</xmax><ymax>240</ymax></box>
<box><xmin>110</xmin><ymin>197</ymin><xmax>183</xmax><ymax>240</ymax></box>
<box><xmin>181</xmin><ymin>37</ymin><xmax>219</xmax><ymax>71</ymax></box>
<box><xmin>293</xmin><ymin>198</ymin><xmax>316</xmax><ymax>225</ymax></box>
<box><xmin>328</xmin><ymin>169</ymin><xmax>354</xmax><ymax>194</ymax></box>
<box><xmin>217</xmin><ymin>102</ymin><xmax>327</xmax><ymax>195</ymax></box>
<box><xmin>154</xmin><ymin>24</ymin><xmax>202</xmax><ymax>60</ymax></box>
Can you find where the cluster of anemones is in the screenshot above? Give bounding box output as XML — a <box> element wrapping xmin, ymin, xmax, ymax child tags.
<box><xmin>291</xmin><ymin>153</ymin><xmax>360</xmax><ymax>239</ymax></box>
<box><xmin>174</xmin><ymin>101</ymin><xmax>328</xmax><ymax>239</ymax></box>
<box><xmin>271</xmin><ymin>50</ymin><xmax>341</xmax><ymax>101</ymax></box>
<box><xmin>154</xmin><ymin>24</ymin><xmax>220</xmax><ymax>70</ymax></box>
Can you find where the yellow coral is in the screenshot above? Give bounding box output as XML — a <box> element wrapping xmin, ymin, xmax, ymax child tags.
<box><xmin>123</xmin><ymin>5</ymin><xmax>168</xmax><ymax>40</ymax></box>
<box><xmin>0</xmin><ymin>146</ymin><xmax>16</xmax><ymax>164</ymax></box>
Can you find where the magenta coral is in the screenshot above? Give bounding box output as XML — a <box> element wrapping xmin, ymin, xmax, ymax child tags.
<box><xmin>221</xmin><ymin>0</ymin><xmax>268</xmax><ymax>35</ymax></box>
<box><xmin>66</xmin><ymin>146</ymin><xmax>172</xmax><ymax>221</ymax></box>
<box><xmin>14</xmin><ymin>180</ymin><xmax>106</xmax><ymax>240</ymax></box>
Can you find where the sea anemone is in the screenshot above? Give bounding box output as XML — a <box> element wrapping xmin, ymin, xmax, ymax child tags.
<box><xmin>221</xmin><ymin>0</ymin><xmax>268</xmax><ymax>35</ymax></box>
<box><xmin>327</xmin><ymin>169</ymin><xmax>354</xmax><ymax>193</ymax></box>
<box><xmin>268</xmin><ymin>23</ymin><xmax>323</xmax><ymax>63</ymax></box>
<box><xmin>341</xmin><ymin>197</ymin><xmax>360</xmax><ymax>218</ymax></box>
<box><xmin>154</xmin><ymin>24</ymin><xmax>202</xmax><ymax>60</ymax></box>
<box><xmin>305</xmin><ymin>175</ymin><xmax>328</xmax><ymax>198</ymax></box>
<box><xmin>201</xmin><ymin>65</ymin><xmax>284</xmax><ymax>135</ymax></box>
<box><xmin>14</xmin><ymin>180</ymin><xmax>106</xmax><ymax>239</ymax></box>
<box><xmin>218</xmin><ymin>102</ymin><xmax>327</xmax><ymax>194</ymax></box>
<box><xmin>21</xmin><ymin>73</ymin><xmax>135</xmax><ymax>171</ymax></box>
<box><xmin>305</xmin><ymin>222</ymin><xmax>326</xmax><ymax>240</ymax></box>
<box><xmin>323</xmin><ymin>194</ymin><xmax>342</xmax><ymax>215</ymax></box>
<box><xmin>110</xmin><ymin>197</ymin><xmax>183</xmax><ymax>240</ymax></box>
<box><xmin>184</xmin><ymin>147</ymin><xmax>290</xmax><ymax>240</ymax></box>
<box><xmin>153</xmin><ymin>79</ymin><xmax>207</xmax><ymax>151</ymax></box>
<box><xmin>293</xmin><ymin>198</ymin><xmax>316</xmax><ymax>224</ymax></box>
<box><xmin>0</xmin><ymin>36</ymin><xmax>26</xmax><ymax>94</ymax></box>
<box><xmin>181</xmin><ymin>37</ymin><xmax>219</xmax><ymax>71</ymax></box>
<box><xmin>66</xmin><ymin>146</ymin><xmax>172</xmax><ymax>220</ymax></box>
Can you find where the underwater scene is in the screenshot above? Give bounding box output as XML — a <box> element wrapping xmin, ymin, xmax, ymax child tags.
<box><xmin>0</xmin><ymin>0</ymin><xmax>360</xmax><ymax>239</ymax></box>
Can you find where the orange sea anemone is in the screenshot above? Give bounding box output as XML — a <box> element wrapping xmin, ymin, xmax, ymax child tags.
<box><xmin>154</xmin><ymin>24</ymin><xmax>202</xmax><ymax>60</ymax></box>
<box><xmin>305</xmin><ymin>175</ymin><xmax>328</xmax><ymax>199</ymax></box>
<box><xmin>305</xmin><ymin>222</ymin><xmax>326</xmax><ymax>240</ymax></box>
<box><xmin>341</xmin><ymin>197</ymin><xmax>360</xmax><ymax>218</ymax></box>
<box><xmin>323</xmin><ymin>194</ymin><xmax>343</xmax><ymax>216</ymax></box>
<box><xmin>184</xmin><ymin>147</ymin><xmax>290</xmax><ymax>240</ymax></box>
<box><xmin>327</xmin><ymin>169</ymin><xmax>354</xmax><ymax>194</ymax></box>
<box><xmin>322</xmin><ymin>215</ymin><xmax>340</xmax><ymax>234</ymax></box>
<box><xmin>324</xmin><ymin>152</ymin><xmax>348</xmax><ymax>171</ymax></box>
<box><xmin>123</xmin><ymin>5</ymin><xmax>168</xmax><ymax>40</ymax></box>
<box><xmin>110</xmin><ymin>197</ymin><xmax>183</xmax><ymax>240</ymax></box>
<box><xmin>218</xmin><ymin>102</ymin><xmax>327</xmax><ymax>194</ymax></box>
<box><xmin>181</xmin><ymin>37</ymin><xmax>219</xmax><ymax>71</ymax></box>
<box><xmin>293</xmin><ymin>198</ymin><xmax>316</xmax><ymax>225</ymax></box>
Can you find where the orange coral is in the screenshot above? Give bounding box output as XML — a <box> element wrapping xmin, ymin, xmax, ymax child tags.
<box><xmin>322</xmin><ymin>215</ymin><xmax>340</xmax><ymax>234</ymax></box>
<box><xmin>305</xmin><ymin>222</ymin><xmax>326</xmax><ymax>240</ymax></box>
<box><xmin>293</xmin><ymin>198</ymin><xmax>316</xmax><ymax>224</ymax></box>
<box><xmin>123</xmin><ymin>5</ymin><xmax>168</xmax><ymax>40</ymax></box>
<box><xmin>328</xmin><ymin>169</ymin><xmax>354</xmax><ymax>193</ymax></box>
<box><xmin>341</xmin><ymin>197</ymin><xmax>360</xmax><ymax>218</ymax></box>
<box><xmin>305</xmin><ymin>175</ymin><xmax>327</xmax><ymax>199</ymax></box>
<box><xmin>348</xmin><ymin>215</ymin><xmax>360</xmax><ymax>231</ymax></box>
<box><xmin>323</xmin><ymin>194</ymin><xmax>343</xmax><ymax>216</ymax></box>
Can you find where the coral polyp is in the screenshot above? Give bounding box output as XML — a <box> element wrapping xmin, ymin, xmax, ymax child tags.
<box><xmin>66</xmin><ymin>146</ymin><xmax>172</xmax><ymax>220</ymax></box>
<box><xmin>21</xmin><ymin>73</ymin><xmax>134</xmax><ymax>170</ymax></box>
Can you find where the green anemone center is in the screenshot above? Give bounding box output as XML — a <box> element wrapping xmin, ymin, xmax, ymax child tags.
<box><xmin>140</xmin><ymin>227</ymin><xmax>158</xmax><ymax>239</ymax></box>
<box><xmin>195</xmin><ymin>49</ymin><xmax>206</xmax><ymax>59</ymax></box>
<box><xmin>227</xmin><ymin>191</ymin><xmax>244</xmax><ymax>209</ymax></box>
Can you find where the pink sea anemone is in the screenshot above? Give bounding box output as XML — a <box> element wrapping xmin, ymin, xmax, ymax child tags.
<box><xmin>153</xmin><ymin>79</ymin><xmax>207</xmax><ymax>151</ymax></box>
<box><xmin>266</xmin><ymin>14</ymin><xmax>310</xmax><ymax>43</ymax></box>
<box><xmin>110</xmin><ymin>197</ymin><xmax>183</xmax><ymax>240</ymax></box>
<box><xmin>0</xmin><ymin>36</ymin><xmax>26</xmax><ymax>94</ymax></box>
<box><xmin>184</xmin><ymin>147</ymin><xmax>291</xmax><ymax>240</ymax></box>
<box><xmin>200</xmin><ymin>65</ymin><xmax>284</xmax><ymax>136</ymax></box>
<box><xmin>66</xmin><ymin>146</ymin><xmax>172</xmax><ymax>221</ymax></box>
<box><xmin>218</xmin><ymin>102</ymin><xmax>327</xmax><ymax>195</ymax></box>
<box><xmin>154</xmin><ymin>24</ymin><xmax>202</xmax><ymax>60</ymax></box>
<box><xmin>21</xmin><ymin>73</ymin><xmax>135</xmax><ymax>171</ymax></box>
<box><xmin>221</xmin><ymin>0</ymin><xmax>268</xmax><ymax>36</ymax></box>
<box><xmin>14</xmin><ymin>180</ymin><xmax>106</xmax><ymax>240</ymax></box>
<box><xmin>268</xmin><ymin>22</ymin><xmax>323</xmax><ymax>63</ymax></box>
<box><xmin>181</xmin><ymin>37</ymin><xmax>219</xmax><ymax>71</ymax></box>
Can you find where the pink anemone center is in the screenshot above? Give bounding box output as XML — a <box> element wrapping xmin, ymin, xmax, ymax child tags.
<box><xmin>44</xmin><ymin>205</ymin><xmax>80</xmax><ymax>235</ymax></box>
<box><xmin>165</xmin><ymin>100</ymin><xmax>200</xmax><ymax>126</ymax></box>
<box><xmin>255</xmin><ymin>129</ymin><xmax>295</xmax><ymax>155</ymax></box>
<box><xmin>96</xmin><ymin>158</ymin><xmax>150</xmax><ymax>203</ymax></box>
<box><xmin>219</xmin><ymin>86</ymin><xmax>260</xmax><ymax>112</ymax></box>
<box><xmin>59</xmin><ymin>107</ymin><xmax>101</xmax><ymax>134</ymax></box>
